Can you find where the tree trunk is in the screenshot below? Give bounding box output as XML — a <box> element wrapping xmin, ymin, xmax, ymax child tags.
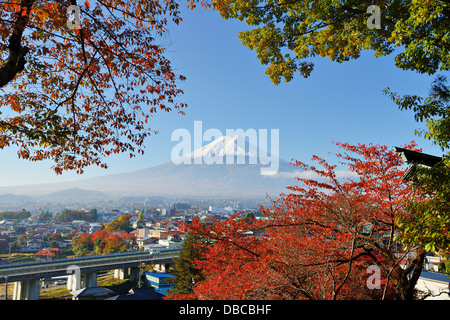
<box><xmin>399</xmin><ymin>250</ymin><xmax>426</xmax><ymax>300</ymax></box>
<box><xmin>0</xmin><ymin>0</ymin><xmax>35</xmax><ymax>88</ymax></box>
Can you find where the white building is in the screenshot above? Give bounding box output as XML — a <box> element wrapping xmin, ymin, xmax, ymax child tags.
<box><xmin>415</xmin><ymin>271</ymin><xmax>450</xmax><ymax>300</ymax></box>
<box><xmin>144</xmin><ymin>243</ymin><xmax>167</xmax><ymax>252</ymax></box>
<box><xmin>208</xmin><ymin>206</ymin><xmax>234</xmax><ymax>215</ymax></box>
<box><xmin>101</xmin><ymin>210</ymin><xmax>122</xmax><ymax>223</ymax></box>
<box><xmin>89</xmin><ymin>223</ymin><xmax>102</xmax><ymax>234</ymax></box>
<box><xmin>424</xmin><ymin>254</ymin><xmax>444</xmax><ymax>272</ymax></box>
<box><xmin>158</xmin><ymin>238</ymin><xmax>182</xmax><ymax>250</ymax></box>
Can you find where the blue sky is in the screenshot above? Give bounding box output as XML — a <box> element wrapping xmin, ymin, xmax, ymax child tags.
<box><xmin>0</xmin><ymin>4</ymin><xmax>445</xmax><ymax>187</ymax></box>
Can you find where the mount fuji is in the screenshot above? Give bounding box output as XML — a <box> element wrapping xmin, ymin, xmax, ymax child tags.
<box><xmin>178</xmin><ymin>135</ymin><xmax>260</xmax><ymax>164</ymax></box>
<box><xmin>0</xmin><ymin>136</ymin><xmax>302</xmax><ymax>198</ymax></box>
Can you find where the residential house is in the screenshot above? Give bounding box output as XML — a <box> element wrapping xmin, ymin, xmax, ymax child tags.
<box><xmin>138</xmin><ymin>228</ymin><xmax>169</xmax><ymax>240</ymax></box>
<box><xmin>53</xmin><ymin>239</ymin><xmax>72</xmax><ymax>249</ymax></box>
<box><xmin>24</xmin><ymin>238</ymin><xmax>43</xmax><ymax>252</ymax></box>
<box><xmin>0</xmin><ymin>235</ymin><xmax>10</xmax><ymax>254</ymax></box>
<box><xmin>144</xmin><ymin>272</ymin><xmax>175</xmax><ymax>296</ymax></box>
<box><xmin>23</xmin><ymin>232</ymin><xmax>46</xmax><ymax>252</ymax></box>
<box><xmin>144</xmin><ymin>243</ymin><xmax>167</xmax><ymax>252</ymax></box>
<box><xmin>35</xmin><ymin>248</ymin><xmax>67</xmax><ymax>261</ymax></box>
<box><xmin>137</xmin><ymin>228</ymin><xmax>151</xmax><ymax>238</ymax></box>
<box><xmin>137</xmin><ymin>236</ymin><xmax>158</xmax><ymax>249</ymax></box>
<box><xmin>0</xmin><ymin>229</ymin><xmax>15</xmax><ymax>239</ymax></box>
<box><xmin>0</xmin><ymin>220</ymin><xmax>16</xmax><ymax>238</ymax></box>
<box><xmin>72</xmin><ymin>220</ymin><xmax>91</xmax><ymax>233</ymax></box>
<box><xmin>158</xmin><ymin>233</ymin><xmax>183</xmax><ymax>247</ymax></box>
<box><xmin>89</xmin><ymin>223</ymin><xmax>102</xmax><ymax>234</ymax></box>
<box><xmin>158</xmin><ymin>238</ymin><xmax>182</xmax><ymax>250</ymax></box>
<box><xmin>164</xmin><ymin>220</ymin><xmax>180</xmax><ymax>231</ymax></box>
<box><xmin>424</xmin><ymin>253</ymin><xmax>445</xmax><ymax>272</ymax></box>
<box><xmin>101</xmin><ymin>210</ymin><xmax>122</xmax><ymax>224</ymax></box>
<box><xmin>71</xmin><ymin>287</ymin><xmax>116</xmax><ymax>300</ymax></box>
<box><xmin>415</xmin><ymin>271</ymin><xmax>450</xmax><ymax>300</ymax></box>
<box><xmin>0</xmin><ymin>219</ymin><xmax>15</xmax><ymax>229</ymax></box>
<box><xmin>53</xmin><ymin>224</ymin><xmax>73</xmax><ymax>236</ymax></box>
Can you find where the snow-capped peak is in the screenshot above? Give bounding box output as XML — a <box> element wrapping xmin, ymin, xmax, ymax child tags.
<box><xmin>182</xmin><ymin>135</ymin><xmax>259</xmax><ymax>164</ymax></box>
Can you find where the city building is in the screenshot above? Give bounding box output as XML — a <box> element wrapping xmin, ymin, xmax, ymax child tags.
<box><xmin>144</xmin><ymin>272</ymin><xmax>175</xmax><ymax>295</ymax></box>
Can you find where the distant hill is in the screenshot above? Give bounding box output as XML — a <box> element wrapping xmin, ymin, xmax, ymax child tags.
<box><xmin>0</xmin><ymin>193</ymin><xmax>34</xmax><ymax>203</ymax></box>
<box><xmin>44</xmin><ymin>188</ymin><xmax>107</xmax><ymax>200</ymax></box>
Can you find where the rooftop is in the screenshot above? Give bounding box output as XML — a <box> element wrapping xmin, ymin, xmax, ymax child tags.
<box><xmin>106</xmin><ymin>287</ymin><xmax>163</xmax><ymax>300</ymax></box>
<box><xmin>420</xmin><ymin>271</ymin><xmax>450</xmax><ymax>284</ymax></box>
<box><xmin>145</xmin><ymin>272</ymin><xmax>175</xmax><ymax>279</ymax></box>
<box><xmin>393</xmin><ymin>147</ymin><xmax>443</xmax><ymax>180</ymax></box>
<box><xmin>71</xmin><ymin>287</ymin><xmax>116</xmax><ymax>298</ymax></box>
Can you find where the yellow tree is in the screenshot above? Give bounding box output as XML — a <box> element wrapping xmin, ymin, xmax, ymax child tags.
<box><xmin>189</xmin><ymin>0</ymin><xmax>449</xmax><ymax>84</ymax></box>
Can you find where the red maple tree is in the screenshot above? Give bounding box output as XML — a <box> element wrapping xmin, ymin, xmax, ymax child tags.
<box><xmin>167</xmin><ymin>142</ymin><xmax>427</xmax><ymax>300</ymax></box>
<box><xmin>0</xmin><ymin>0</ymin><xmax>186</xmax><ymax>174</ymax></box>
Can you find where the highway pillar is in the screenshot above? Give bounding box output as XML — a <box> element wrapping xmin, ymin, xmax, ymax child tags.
<box><xmin>67</xmin><ymin>273</ymin><xmax>82</xmax><ymax>291</ymax></box>
<box><xmin>129</xmin><ymin>267</ymin><xmax>140</xmax><ymax>283</ymax></box>
<box><xmin>12</xmin><ymin>279</ymin><xmax>40</xmax><ymax>300</ymax></box>
<box><xmin>114</xmin><ymin>268</ymin><xmax>129</xmax><ymax>280</ymax></box>
<box><xmin>155</xmin><ymin>263</ymin><xmax>171</xmax><ymax>272</ymax></box>
<box><xmin>83</xmin><ymin>272</ymin><xmax>97</xmax><ymax>287</ymax></box>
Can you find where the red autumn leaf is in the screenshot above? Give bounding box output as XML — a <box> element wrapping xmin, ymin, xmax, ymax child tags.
<box><xmin>0</xmin><ymin>0</ymin><xmax>186</xmax><ymax>174</ymax></box>
<box><xmin>166</xmin><ymin>142</ymin><xmax>428</xmax><ymax>301</ymax></box>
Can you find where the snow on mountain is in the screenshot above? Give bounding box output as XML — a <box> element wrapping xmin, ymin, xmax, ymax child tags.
<box><xmin>0</xmin><ymin>135</ymin><xmax>301</xmax><ymax>198</ymax></box>
<box><xmin>179</xmin><ymin>135</ymin><xmax>259</xmax><ymax>164</ymax></box>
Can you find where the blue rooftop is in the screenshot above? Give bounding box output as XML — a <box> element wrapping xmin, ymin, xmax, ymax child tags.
<box><xmin>145</xmin><ymin>272</ymin><xmax>175</xmax><ymax>279</ymax></box>
<box><xmin>420</xmin><ymin>271</ymin><xmax>450</xmax><ymax>283</ymax></box>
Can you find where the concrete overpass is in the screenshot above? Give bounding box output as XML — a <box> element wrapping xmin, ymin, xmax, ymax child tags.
<box><xmin>0</xmin><ymin>249</ymin><xmax>179</xmax><ymax>300</ymax></box>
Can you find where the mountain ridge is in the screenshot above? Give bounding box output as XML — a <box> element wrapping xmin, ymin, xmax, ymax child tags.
<box><xmin>0</xmin><ymin>135</ymin><xmax>301</xmax><ymax>198</ymax></box>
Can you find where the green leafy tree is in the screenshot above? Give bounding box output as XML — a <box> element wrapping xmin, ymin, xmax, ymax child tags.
<box><xmin>106</xmin><ymin>214</ymin><xmax>133</xmax><ymax>233</ymax></box>
<box><xmin>11</xmin><ymin>234</ymin><xmax>28</xmax><ymax>253</ymax></box>
<box><xmin>190</xmin><ymin>0</ymin><xmax>449</xmax><ymax>84</ymax></box>
<box><xmin>385</xmin><ymin>75</ymin><xmax>450</xmax><ymax>253</ymax></box>
<box><xmin>88</xmin><ymin>209</ymin><xmax>98</xmax><ymax>222</ymax></box>
<box><xmin>137</xmin><ymin>263</ymin><xmax>155</xmax><ymax>288</ymax></box>
<box><xmin>55</xmin><ymin>208</ymin><xmax>97</xmax><ymax>222</ymax></box>
<box><xmin>385</xmin><ymin>75</ymin><xmax>450</xmax><ymax>153</ymax></box>
<box><xmin>167</xmin><ymin>232</ymin><xmax>205</xmax><ymax>295</ymax></box>
<box><xmin>37</xmin><ymin>210</ymin><xmax>52</xmax><ymax>220</ymax></box>
<box><xmin>72</xmin><ymin>233</ymin><xmax>94</xmax><ymax>256</ymax></box>
<box><xmin>136</xmin><ymin>209</ymin><xmax>145</xmax><ymax>228</ymax></box>
<box><xmin>0</xmin><ymin>209</ymin><xmax>31</xmax><ymax>220</ymax></box>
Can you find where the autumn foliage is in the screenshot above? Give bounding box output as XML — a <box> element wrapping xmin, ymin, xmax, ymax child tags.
<box><xmin>0</xmin><ymin>0</ymin><xmax>186</xmax><ymax>174</ymax></box>
<box><xmin>188</xmin><ymin>0</ymin><xmax>449</xmax><ymax>84</ymax></box>
<box><xmin>167</xmin><ymin>142</ymin><xmax>428</xmax><ymax>300</ymax></box>
<box><xmin>71</xmin><ymin>214</ymin><xmax>135</xmax><ymax>255</ymax></box>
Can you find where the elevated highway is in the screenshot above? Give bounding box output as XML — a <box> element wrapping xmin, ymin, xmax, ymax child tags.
<box><xmin>0</xmin><ymin>250</ymin><xmax>179</xmax><ymax>300</ymax></box>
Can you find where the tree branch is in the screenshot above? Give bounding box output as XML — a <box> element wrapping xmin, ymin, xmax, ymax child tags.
<box><xmin>0</xmin><ymin>0</ymin><xmax>36</xmax><ymax>88</ymax></box>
